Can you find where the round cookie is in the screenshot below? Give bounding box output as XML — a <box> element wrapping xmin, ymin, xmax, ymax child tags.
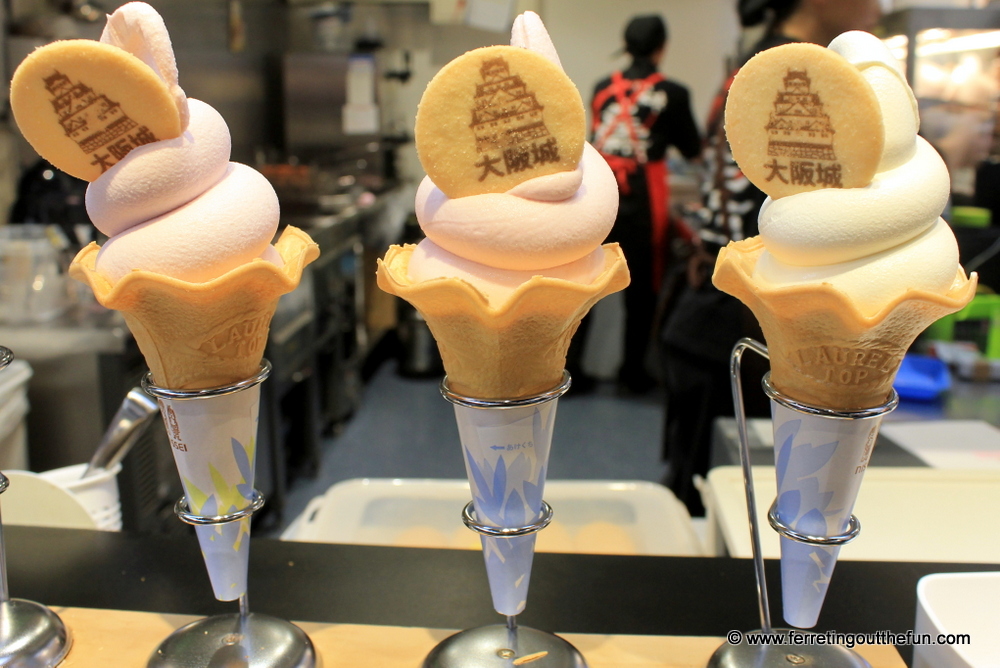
<box><xmin>725</xmin><ymin>42</ymin><xmax>884</xmax><ymax>200</ymax></box>
<box><xmin>415</xmin><ymin>45</ymin><xmax>585</xmax><ymax>199</ymax></box>
<box><xmin>11</xmin><ymin>39</ymin><xmax>183</xmax><ymax>182</ymax></box>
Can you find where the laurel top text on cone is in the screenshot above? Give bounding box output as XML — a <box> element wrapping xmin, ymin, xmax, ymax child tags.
<box><xmin>377</xmin><ymin>243</ymin><xmax>629</xmax><ymax>400</ymax></box>
<box><xmin>713</xmin><ymin>237</ymin><xmax>976</xmax><ymax>410</ymax></box>
<box><xmin>70</xmin><ymin>225</ymin><xmax>320</xmax><ymax>390</ymax></box>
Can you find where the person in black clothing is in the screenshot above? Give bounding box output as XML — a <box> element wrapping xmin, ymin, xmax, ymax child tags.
<box><xmin>659</xmin><ymin>0</ymin><xmax>882</xmax><ymax>515</ymax></box>
<box><xmin>589</xmin><ymin>14</ymin><xmax>701</xmax><ymax>395</ymax></box>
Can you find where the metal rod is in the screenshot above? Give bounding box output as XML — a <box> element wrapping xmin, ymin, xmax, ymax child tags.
<box><xmin>762</xmin><ymin>374</ymin><xmax>898</xmax><ymax>419</ymax></box>
<box><xmin>506</xmin><ymin>614</ymin><xmax>518</xmax><ymax>658</ymax></box>
<box><xmin>440</xmin><ymin>371</ymin><xmax>571</xmax><ymax>409</ymax></box>
<box><xmin>141</xmin><ymin>360</ymin><xmax>271</xmax><ymax>401</ymax></box>
<box><xmin>462</xmin><ymin>501</ymin><xmax>553</xmax><ymax>537</ymax></box>
<box><xmin>768</xmin><ymin>500</ymin><xmax>861</xmax><ymax>546</ymax></box>
<box><xmin>239</xmin><ymin>592</ymin><xmax>249</xmax><ymax>620</ymax></box>
<box><xmin>730</xmin><ymin>337</ymin><xmax>772</xmax><ymax>634</ymax></box>
<box><xmin>0</xmin><ymin>351</ymin><xmax>16</xmax><ymax>606</ymax></box>
<box><xmin>0</xmin><ymin>473</ymin><xmax>9</xmax><ymax>604</ymax></box>
<box><xmin>174</xmin><ymin>490</ymin><xmax>265</xmax><ymax>526</ymax></box>
<box><xmin>0</xmin><ymin>348</ymin><xmax>13</xmax><ymax>372</ymax></box>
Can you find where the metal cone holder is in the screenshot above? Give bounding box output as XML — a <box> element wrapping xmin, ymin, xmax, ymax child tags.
<box><xmin>0</xmin><ymin>346</ymin><xmax>73</xmax><ymax>667</ymax></box>
<box><xmin>142</xmin><ymin>361</ymin><xmax>316</xmax><ymax>668</ymax></box>
<box><xmin>424</xmin><ymin>371</ymin><xmax>586</xmax><ymax>668</ymax></box>
<box><xmin>708</xmin><ymin>338</ymin><xmax>897</xmax><ymax>668</ymax></box>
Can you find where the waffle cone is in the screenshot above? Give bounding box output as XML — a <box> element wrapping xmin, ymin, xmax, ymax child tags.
<box><xmin>377</xmin><ymin>243</ymin><xmax>629</xmax><ymax>399</ymax></box>
<box><xmin>713</xmin><ymin>237</ymin><xmax>976</xmax><ymax>409</ymax></box>
<box><xmin>70</xmin><ymin>226</ymin><xmax>319</xmax><ymax>390</ymax></box>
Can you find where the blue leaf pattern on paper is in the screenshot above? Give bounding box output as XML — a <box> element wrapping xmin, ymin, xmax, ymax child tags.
<box><xmin>772</xmin><ymin>409</ymin><xmax>875</xmax><ymax>625</ymax></box>
<box><xmin>465</xmin><ymin>448</ymin><xmax>548</xmax><ymax>527</ymax></box>
<box><xmin>793</xmin><ymin>477</ymin><xmax>835</xmax><ymax>525</ymax></box>
<box><xmin>232</xmin><ymin>437</ymin><xmax>255</xmax><ymax>502</ymax></box>
<box><xmin>506</xmin><ymin>453</ymin><xmax>531</xmax><ymax>500</ymax></box>
<box><xmin>776</xmin><ymin>489</ymin><xmax>801</xmax><ymax>524</ymax></box>
<box><xmin>483</xmin><ymin>533</ymin><xmax>535</xmax><ymax>614</ymax></box>
<box><xmin>774</xmin><ymin>419</ymin><xmax>800</xmax><ymax>489</ymax></box>
<box><xmin>491</xmin><ymin>456</ymin><xmax>507</xmax><ymax>514</ymax></box>
<box><xmin>465</xmin><ymin>446</ymin><xmax>493</xmax><ymax>514</ymax></box>
<box><xmin>201</xmin><ymin>494</ymin><xmax>219</xmax><ymax>517</ymax></box>
<box><xmin>461</xmin><ymin>404</ymin><xmax>557</xmax><ymax>615</ymax></box>
<box><xmin>797</xmin><ymin>508</ymin><xmax>829</xmax><ymax>537</ymax></box>
<box><xmin>790</xmin><ymin>439</ymin><xmax>838</xmax><ymax>479</ymax></box>
<box><xmin>197</xmin><ymin>517</ymin><xmax>252</xmax><ymax>600</ymax></box>
<box><xmin>232</xmin><ymin>437</ymin><xmax>252</xmax><ymax>480</ymax></box>
<box><xmin>503</xmin><ymin>488</ymin><xmax>526</xmax><ymax>528</ymax></box>
<box><xmin>523</xmin><ymin>467</ymin><xmax>544</xmax><ymax>511</ymax></box>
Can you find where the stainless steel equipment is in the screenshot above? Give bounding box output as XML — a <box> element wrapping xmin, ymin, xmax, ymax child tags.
<box><xmin>0</xmin><ymin>296</ymin><xmax>315</xmax><ymax>533</ymax></box>
<box><xmin>82</xmin><ymin>387</ymin><xmax>159</xmax><ymax>479</ymax></box>
<box><xmin>282</xmin><ymin>52</ymin><xmax>380</xmax><ymax>155</ymax></box>
<box><xmin>0</xmin><ymin>347</ymin><xmax>72</xmax><ymax>667</ymax></box>
<box><xmin>283</xmin><ymin>213</ymin><xmax>367</xmax><ymax>432</ymax></box>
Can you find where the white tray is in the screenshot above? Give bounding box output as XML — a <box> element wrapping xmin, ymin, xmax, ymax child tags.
<box><xmin>704</xmin><ymin>466</ymin><xmax>1000</xmax><ymax>562</ymax></box>
<box><xmin>282</xmin><ymin>478</ymin><xmax>705</xmax><ymax>556</ymax></box>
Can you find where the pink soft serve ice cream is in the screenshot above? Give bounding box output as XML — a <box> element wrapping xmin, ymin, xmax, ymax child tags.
<box><xmin>87</xmin><ymin>4</ymin><xmax>280</xmax><ymax>284</ymax></box>
<box><xmin>377</xmin><ymin>11</ymin><xmax>628</xmax><ymax>400</ymax></box>
<box><xmin>405</xmin><ymin>12</ymin><xmax>619</xmax><ymax>305</ymax></box>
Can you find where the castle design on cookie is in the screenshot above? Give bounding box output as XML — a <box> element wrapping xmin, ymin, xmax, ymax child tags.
<box><xmin>761</xmin><ymin>69</ymin><xmax>843</xmax><ymax>189</ymax></box>
<box><xmin>44</xmin><ymin>70</ymin><xmax>158</xmax><ymax>173</ymax></box>
<box><xmin>766</xmin><ymin>70</ymin><xmax>836</xmax><ymax>160</ymax></box>
<box><xmin>472</xmin><ymin>57</ymin><xmax>549</xmax><ymax>151</ymax></box>
<box><xmin>470</xmin><ymin>56</ymin><xmax>560</xmax><ymax>182</ymax></box>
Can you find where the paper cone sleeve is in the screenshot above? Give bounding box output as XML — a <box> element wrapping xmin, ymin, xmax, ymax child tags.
<box><xmin>713</xmin><ymin>237</ymin><xmax>976</xmax><ymax>409</ymax></box>
<box><xmin>452</xmin><ymin>399</ymin><xmax>559</xmax><ymax>615</ymax></box>
<box><xmin>377</xmin><ymin>243</ymin><xmax>629</xmax><ymax>399</ymax></box>
<box><xmin>70</xmin><ymin>226</ymin><xmax>319</xmax><ymax>390</ymax></box>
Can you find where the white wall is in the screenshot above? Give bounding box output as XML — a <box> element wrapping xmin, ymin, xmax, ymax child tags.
<box><xmin>543</xmin><ymin>0</ymin><xmax>740</xmax><ymax>131</ymax></box>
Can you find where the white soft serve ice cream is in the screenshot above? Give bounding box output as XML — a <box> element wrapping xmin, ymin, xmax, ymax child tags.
<box><xmin>406</xmin><ymin>12</ymin><xmax>618</xmax><ymax>304</ymax></box>
<box><xmin>87</xmin><ymin>3</ymin><xmax>280</xmax><ymax>284</ymax></box>
<box><xmin>753</xmin><ymin>31</ymin><xmax>960</xmax><ymax>317</ymax></box>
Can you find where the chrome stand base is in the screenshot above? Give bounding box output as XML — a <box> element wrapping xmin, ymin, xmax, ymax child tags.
<box><xmin>707</xmin><ymin>629</ymin><xmax>870</xmax><ymax>668</ymax></box>
<box><xmin>423</xmin><ymin>624</ymin><xmax>586</xmax><ymax>668</ymax></box>
<box><xmin>147</xmin><ymin>612</ymin><xmax>316</xmax><ymax>668</ymax></box>
<box><xmin>0</xmin><ymin>599</ymin><xmax>72</xmax><ymax>667</ymax></box>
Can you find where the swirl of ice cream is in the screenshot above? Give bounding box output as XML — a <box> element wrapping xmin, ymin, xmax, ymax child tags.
<box><xmin>88</xmin><ymin>98</ymin><xmax>280</xmax><ymax>284</ymax></box>
<box><xmin>414</xmin><ymin>142</ymin><xmax>616</xmax><ymax>271</ymax></box>
<box><xmin>86</xmin><ymin>4</ymin><xmax>279</xmax><ymax>284</ymax></box>
<box><xmin>754</xmin><ymin>31</ymin><xmax>961</xmax><ymax>316</ymax></box>
<box><xmin>100</xmin><ymin>1</ymin><xmax>190</xmax><ymax>131</ymax></box>
<box><xmin>407</xmin><ymin>12</ymin><xmax>618</xmax><ymax>304</ymax></box>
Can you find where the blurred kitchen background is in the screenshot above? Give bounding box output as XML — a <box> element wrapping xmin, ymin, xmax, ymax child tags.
<box><xmin>0</xmin><ymin>0</ymin><xmax>745</xmax><ymax>538</ymax></box>
<box><xmin>0</xmin><ymin>0</ymin><xmax>999</xmax><ymax>538</ymax></box>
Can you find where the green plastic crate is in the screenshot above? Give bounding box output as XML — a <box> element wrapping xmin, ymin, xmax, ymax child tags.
<box><xmin>925</xmin><ymin>294</ymin><xmax>1000</xmax><ymax>359</ymax></box>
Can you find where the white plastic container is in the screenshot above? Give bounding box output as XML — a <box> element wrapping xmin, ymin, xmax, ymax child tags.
<box><xmin>282</xmin><ymin>478</ymin><xmax>705</xmax><ymax>557</ymax></box>
<box><xmin>39</xmin><ymin>462</ymin><xmax>122</xmax><ymax>531</ymax></box>
<box><xmin>0</xmin><ymin>359</ymin><xmax>31</xmax><ymax>470</ymax></box>
<box><xmin>914</xmin><ymin>571</ymin><xmax>1000</xmax><ymax>668</ymax></box>
<box><xmin>0</xmin><ymin>225</ymin><xmax>69</xmax><ymax>324</ymax></box>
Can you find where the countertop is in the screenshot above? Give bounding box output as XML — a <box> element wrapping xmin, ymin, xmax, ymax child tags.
<box><xmin>4</xmin><ymin>526</ymin><xmax>996</xmax><ymax>665</ymax></box>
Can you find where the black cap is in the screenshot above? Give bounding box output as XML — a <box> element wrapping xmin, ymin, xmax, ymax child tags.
<box><xmin>624</xmin><ymin>15</ymin><xmax>667</xmax><ymax>58</ymax></box>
